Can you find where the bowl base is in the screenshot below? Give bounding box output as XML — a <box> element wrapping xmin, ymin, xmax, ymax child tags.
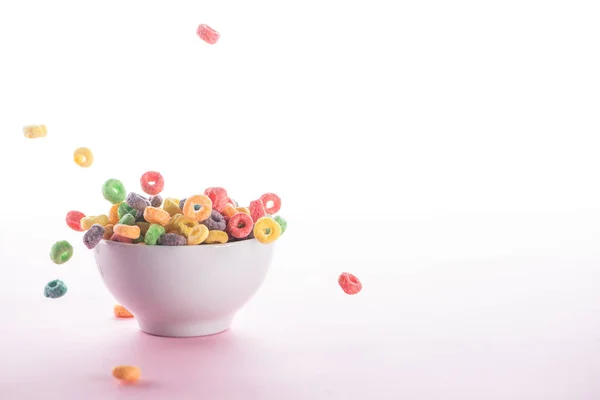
<box><xmin>137</xmin><ymin>316</ymin><xmax>233</xmax><ymax>338</ymax></box>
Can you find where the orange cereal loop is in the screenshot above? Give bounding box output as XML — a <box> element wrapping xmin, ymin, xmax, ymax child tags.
<box><xmin>103</xmin><ymin>224</ymin><xmax>115</xmax><ymax>240</ymax></box>
<box><xmin>223</xmin><ymin>204</ymin><xmax>237</xmax><ymax>218</ymax></box>
<box><xmin>108</xmin><ymin>204</ymin><xmax>120</xmax><ymax>225</ymax></box>
<box><xmin>112</xmin><ymin>365</ymin><xmax>141</xmax><ymax>383</ymax></box>
<box><xmin>114</xmin><ymin>305</ymin><xmax>134</xmax><ymax>318</ymax></box>
<box><xmin>183</xmin><ymin>195</ymin><xmax>212</xmax><ymax>222</ymax></box>
<box><xmin>163</xmin><ymin>198</ymin><xmax>182</xmax><ymax>216</ymax></box>
<box><xmin>235</xmin><ymin>207</ymin><xmax>250</xmax><ymax>215</ymax></box>
<box><xmin>114</xmin><ymin>224</ymin><xmax>141</xmax><ymax>239</ymax></box>
<box><xmin>143</xmin><ymin>206</ymin><xmax>170</xmax><ymax>226</ymax></box>
<box><xmin>176</xmin><ymin>216</ymin><xmax>199</xmax><ymax>237</ymax></box>
<box><xmin>23</xmin><ymin>124</ymin><xmax>47</xmax><ymax>138</ymax></box>
<box><xmin>73</xmin><ymin>147</ymin><xmax>94</xmax><ymax>167</ymax></box>
<box><xmin>135</xmin><ymin>222</ymin><xmax>150</xmax><ymax>235</ymax></box>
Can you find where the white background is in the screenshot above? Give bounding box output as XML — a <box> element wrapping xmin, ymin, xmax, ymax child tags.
<box><xmin>1</xmin><ymin>1</ymin><xmax>600</xmax><ymax>399</ymax></box>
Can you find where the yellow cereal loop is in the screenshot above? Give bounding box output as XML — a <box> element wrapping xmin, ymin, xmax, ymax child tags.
<box><xmin>164</xmin><ymin>213</ymin><xmax>184</xmax><ymax>232</ymax></box>
<box><xmin>73</xmin><ymin>147</ymin><xmax>94</xmax><ymax>167</ymax></box>
<box><xmin>80</xmin><ymin>215</ymin><xmax>109</xmax><ymax>230</ymax></box>
<box><xmin>176</xmin><ymin>216</ymin><xmax>199</xmax><ymax>237</ymax></box>
<box><xmin>187</xmin><ymin>224</ymin><xmax>209</xmax><ymax>245</ymax></box>
<box><xmin>235</xmin><ymin>207</ymin><xmax>250</xmax><ymax>215</ymax></box>
<box><xmin>253</xmin><ymin>217</ymin><xmax>282</xmax><ymax>244</ymax></box>
<box><xmin>204</xmin><ymin>230</ymin><xmax>228</xmax><ymax>244</ymax></box>
<box><xmin>163</xmin><ymin>198</ymin><xmax>182</xmax><ymax>216</ymax></box>
<box><xmin>112</xmin><ymin>365</ymin><xmax>141</xmax><ymax>383</ymax></box>
<box><xmin>23</xmin><ymin>125</ymin><xmax>47</xmax><ymax>138</ymax></box>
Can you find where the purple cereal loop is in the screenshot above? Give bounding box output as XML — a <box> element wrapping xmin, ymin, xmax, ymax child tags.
<box><xmin>126</xmin><ymin>192</ymin><xmax>151</xmax><ymax>211</ymax></box>
<box><xmin>150</xmin><ymin>195</ymin><xmax>163</xmax><ymax>208</ymax></box>
<box><xmin>158</xmin><ymin>232</ymin><xmax>187</xmax><ymax>246</ymax></box>
<box><xmin>179</xmin><ymin>198</ymin><xmax>186</xmax><ymax>210</ymax></box>
<box><xmin>83</xmin><ymin>224</ymin><xmax>105</xmax><ymax>249</ymax></box>
<box><xmin>202</xmin><ymin>210</ymin><xmax>227</xmax><ymax>231</ymax></box>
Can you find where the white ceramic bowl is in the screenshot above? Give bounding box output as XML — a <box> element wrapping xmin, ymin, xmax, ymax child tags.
<box><xmin>93</xmin><ymin>238</ymin><xmax>275</xmax><ymax>337</ymax></box>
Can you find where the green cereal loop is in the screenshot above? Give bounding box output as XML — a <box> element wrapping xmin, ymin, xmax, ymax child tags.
<box><xmin>273</xmin><ymin>215</ymin><xmax>287</xmax><ymax>234</ymax></box>
<box><xmin>144</xmin><ymin>224</ymin><xmax>165</xmax><ymax>245</ymax></box>
<box><xmin>117</xmin><ymin>202</ymin><xmax>136</xmax><ymax>219</ymax></box>
<box><xmin>102</xmin><ymin>179</ymin><xmax>126</xmax><ymax>204</ymax></box>
<box><xmin>50</xmin><ymin>240</ymin><xmax>74</xmax><ymax>264</ymax></box>
<box><xmin>118</xmin><ymin>213</ymin><xmax>136</xmax><ymax>226</ymax></box>
<box><xmin>44</xmin><ymin>279</ymin><xmax>68</xmax><ymax>299</ymax></box>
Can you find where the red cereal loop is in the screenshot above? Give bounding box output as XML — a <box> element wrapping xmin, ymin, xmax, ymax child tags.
<box><xmin>227</xmin><ymin>212</ymin><xmax>253</xmax><ymax>239</ymax></box>
<box><xmin>338</xmin><ymin>273</ymin><xmax>362</xmax><ymax>295</ymax></box>
<box><xmin>110</xmin><ymin>234</ymin><xmax>133</xmax><ymax>244</ymax></box>
<box><xmin>204</xmin><ymin>187</ymin><xmax>228</xmax><ymax>213</ymax></box>
<box><xmin>66</xmin><ymin>210</ymin><xmax>86</xmax><ymax>232</ymax></box>
<box><xmin>140</xmin><ymin>171</ymin><xmax>165</xmax><ymax>196</ymax></box>
<box><xmin>249</xmin><ymin>199</ymin><xmax>266</xmax><ymax>222</ymax></box>
<box><xmin>196</xmin><ymin>24</ymin><xmax>220</xmax><ymax>45</ymax></box>
<box><xmin>259</xmin><ymin>193</ymin><xmax>281</xmax><ymax>215</ymax></box>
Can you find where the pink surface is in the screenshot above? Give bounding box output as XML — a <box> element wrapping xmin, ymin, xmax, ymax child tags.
<box><xmin>2</xmin><ymin>213</ymin><xmax>600</xmax><ymax>399</ymax></box>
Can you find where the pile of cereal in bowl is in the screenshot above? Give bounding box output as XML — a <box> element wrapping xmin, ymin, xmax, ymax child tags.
<box><xmin>68</xmin><ymin>171</ymin><xmax>287</xmax><ymax>249</ymax></box>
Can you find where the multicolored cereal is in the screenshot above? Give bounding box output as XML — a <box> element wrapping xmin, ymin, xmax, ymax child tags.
<box><xmin>112</xmin><ymin>365</ymin><xmax>141</xmax><ymax>383</ymax></box>
<box><xmin>144</xmin><ymin>224</ymin><xmax>165</xmax><ymax>245</ymax></box>
<box><xmin>65</xmin><ymin>210</ymin><xmax>86</xmax><ymax>232</ymax></box>
<box><xmin>202</xmin><ymin>210</ymin><xmax>226</xmax><ymax>231</ymax></box>
<box><xmin>204</xmin><ymin>187</ymin><xmax>228</xmax><ymax>212</ymax></box>
<box><xmin>23</xmin><ymin>124</ymin><xmax>47</xmax><ymax>138</ymax></box>
<box><xmin>117</xmin><ymin>213</ymin><xmax>136</xmax><ymax>226</ymax></box>
<box><xmin>158</xmin><ymin>232</ymin><xmax>187</xmax><ymax>246</ymax></box>
<box><xmin>227</xmin><ymin>212</ymin><xmax>253</xmax><ymax>239</ymax></box>
<box><xmin>102</xmin><ymin>179</ymin><xmax>127</xmax><ymax>204</ymax></box>
<box><xmin>187</xmin><ymin>224</ymin><xmax>209</xmax><ymax>245</ymax></box>
<box><xmin>110</xmin><ymin>234</ymin><xmax>133</xmax><ymax>243</ymax></box>
<box><xmin>196</xmin><ymin>24</ymin><xmax>220</xmax><ymax>44</ymax></box>
<box><xmin>253</xmin><ymin>216</ymin><xmax>281</xmax><ymax>244</ymax></box>
<box><xmin>163</xmin><ymin>198</ymin><xmax>182</xmax><ymax>216</ymax></box>
<box><xmin>273</xmin><ymin>215</ymin><xmax>287</xmax><ymax>234</ymax></box>
<box><xmin>204</xmin><ymin>230</ymin><xmax>228</xmax><ymax>244</ymax></box>
<box><xmin>259</xmin><ymin>193</ymin><xmax>281</xmax><ymax>215</ymax></box>
<box><xmin>140</xmin><ymin>171</ymin><xmax>164</xmax><ymax>196</ymax></box>
<box><xmin>103</xmin><ymin>224</ymin><xmax>115</xmax><ymax>240</ymax></box>
<box><xmin>114</xmin><ymin>305</ymin><xmax>134</xmax><ymax>318</ymax></box>
<box><xmin>126</xmin><ymin>192</ymin><xmax>150</xmax><ymax>211</ymax></box>
<box><xmin>144</xmin><ymin>206</ymin><xmax>170</xmax><ymax>226</ymax></box>
<box><xmin>80</xmin><ymin>215</ymin><xmax>109</xmax><ymax>230</ymax></box>
<box><xmin>73</xmin><ymin>147</ymin><xmax>94</xmax><ymax>168</ymax></box>
<box><xmin>338</xmin><ymin>272</ymin><xmax>362</xmax><ymax>295</ymax></box>
<box><xmin>249</xmin><ymin>200</ymin><xmax>266</xmax><ymax>222</ymax></box>
<box><xmin>150</xmin><ymin>195</ymin><xmax>163</xmax><ymax>208</ymax></box>
<box><xmin>117</xmin><ymin>202</ymin><xmax>136</xmax><ymax>219</ymax></box>
<box><xmin>183</xmin><ymin>195</ymin><xmax>212</xmax><ymax>222</ymax></box>
<box><xmin>114</xmin><ymin>224</ymin><xmax>141</xmax><ymax>239</ymax></box>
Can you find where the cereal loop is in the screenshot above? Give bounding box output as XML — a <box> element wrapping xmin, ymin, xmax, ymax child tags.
<box><xmin>183</xmin><ymin>195</ymin><xmax>212</xmax><ymax>222</ymax></box>
<box><xmin>103</xmin><ymin>224</ymin><xmax>115</xmax><ymax>240</ymax></box>
<box><xmin>259</xmin><ymin>193</ymin><xmax>281</xmax><ymax>215</ymax></box>
<box><xmin>253</xmin><ymin>216</ymin><xmax>282</xmax><ymax>244</ymax></box>
<box><xmin>83</xmin><ymin>224</ymin><xmax>105</xmax><ymax>249</ymax></box>
<box><xmin>143</xmin><ymin>206</ymin><xmax>170</xmax><ymax>226</ymax></box>
<box><xmin>23</xmin><ymin>124</ymin><xmax>47</xmax><ymax>138</ymax></box>
<box><xmin>102</xmin><ymin>179</ymin><xmax>127</xmax><ymax>204</ymax></box>
<box><xmin>249</xmin><ymin>200</ymin><xmax>266</xmax><ymax>222</ymax></box>
<box><xmin>222</xmin><ymin>204</ymin><xmax>237</xmax><ymax>218</ymax></box>
<box><xmin>235</xmin><ymin>207</ymin><xmax>250</xmax><ymax>215</ymax></box>
<box><xmin>274</xmin><ymin>215</ymin><xmax>287</xmax><ymax>234</ymax></box>
<box><xmin>163</xmin><ymin>198</ymin><xmax>182</xmax><ymax>216</ymax></box>
<box><xmin>196</xmin><ymin>24</ymin><xmax>220</xmax><ymax>44</ymax></box>
<box><xmin>204</xmin><ymin>230</ymin><xmax>228</xmax><ymax>244</ymax></box>
<box><xmin>338</xmin><ymin>272</ymin><xmax>362</xmax><ymax>295</ymax></box>
<box><xmin>140</xmin><ymin>171</ymin><xmax>165</xmax><ymax>196</ymax></box>
<box><xmin>73</xmin><ymin>147</ymin><xmax>94</xmax><ymax>167</ymax></box>
<box><xmin>144</xmin><ymin>224</ymin><xmax>165</xmax><ymax>245</ymax></box>
<box><xmin>80</xmin><ymin>215</ymin><xmax>109</xmax><ymax>230</ymax></box>
<box><xmin>66</xmin><ymin>210</ymin><xmax>86</xmax><ymax>232</ymax></box>
<box><xmin>114</xmin><ymin>305</ymin><xmax>134</xmax><ymax>318</ymax></box>
<box><xmin>227</xmin><ymin>212</ymin><xmax>253</xmax><ymax>239</ymax></box>
<box><xmin>187</xmin><ymin>224</ymin><xmax>209</xmax><ymax>245</ymax></box>
<box><xmin>112</xmin><ymin>365</ymin><xmax>141</xmax><ymax>383</ymax></box>
<box><xmin>114</xmin><ymin>224</ymin><xmax>141</xmax><ymax>240</ymax></box>
<box><xmin>176</xmin><ymin>216</ymin><xmax>199</xmax><ymax>237</ymax></box>
<box><xmin>108</xmin><ymin>204</ymin><xmax>120</xmax><ymax>225</ymax></box>
<box><xmin>44</xmin><ymin>279</ymin><xmax>68</xmax><ymax>299</ymax></box>
<box><xmin>204</xmin><ymin>187</ymin><xmax>228</xmax><ymax>212</ymax></box>
<box><xmin>49</xmin><ymin>240</ymin><xmax>74</xmax><ymax>264</ymax></box>
<box><xmin>158</xmin><ymin>233</ymin><xmax>187</xmax><ymax>246</ymax></box>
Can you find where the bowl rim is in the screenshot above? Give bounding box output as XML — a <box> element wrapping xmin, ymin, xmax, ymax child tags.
<box><xmin>97</xmin><ymin>237</ymin><xmax>263</xmax><ymax>249</ymax></box>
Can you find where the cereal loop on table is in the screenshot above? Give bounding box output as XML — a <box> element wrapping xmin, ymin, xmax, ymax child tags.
<box><xmin>183</xmin><ymin>195</ymin><xmax>212</xmax><ymax>222</ymax></box>
<box><xmin>204</xmin><ymin>230</ymin><xmax>228</xmax><ymax>244</ymax></box>
<box><xmin>23</xmin><ymin>124</ymin><xmax>47</xmax><ymax>138</ymax></box>
<box><xmin>44</xmin><ymin>279</ymin><xmax>68</xmax><ymax>299</ymax></box>
<box><xmin>227</xmin><ymin>212</ymin><xmax>253</xmax><ymax>239</ymax></box>
<box><xmin>259</xmin><ymin>193</ymin><xmax>281</xmax><ymax>215</ymax></box>
<box><xmin>249</xmin><ymin>200</ymin><xmax>266</xmax><ymax>222</ymax></box>
<box><xmin>204</xmin><ymin>187</ymin><xmax>228</xmax><ymax>212</ymax></box>
<box><xmin>49</xmin><ymin>240</ymin><xmax>74</xmax><ymax>264</ymax></box>
<box><xmin>163</xmin><ymin>198</ymin><xmax>182</xmax><ymax>216</ymax></box>
<box><xmin>196</xmin><ymin>24</ymin><xmax>220</xmax><ymax>44</ymax></box>
<box><xmin>73</xmin><ymin>147</ymin><xmax>94</xmax><ymax>167</ymax></box>
<box><xmin>338</xmin><ymin>272</ymin><xmax>362</xmax><ymax>295</ymax></box>
<box><xmin>114</xmin><ymin>305</ymin><xmax>134</xmax><ymax>318</ymax></box>
<box><xmin>187</xmin><ymin>224</ymin><xmax>209</xmax><ymax>245</ymax></box>
<box><xmin>114</xmin><ymin>224</ymin><xmax>141</xmax><ymax>240</ymax></box>
<box><xmin>253</xmin><ymin>216</ymin><xmax>282</xmax><ymax>244</ymax></box>
<box><xmin>83</xmin><ymin>224</ymin><xmax>105</xmax><ymax>249</ymax></box>
<box><xmin>140</xmin><ymin>171</ymin><xmax>164</xmax><ymax>196</ymax></box>
<box><xmin>143</xmin><ymin>206</ymin><xmax>170</xmax><ymax>226</ymax></box>
<box><xmin>80</xmin><ymin>215</ymin><xmax>109</xmax><ymax>230</ymax></box>
<box><xmin>102</xmin><ymin>179</ymin><xmax>127</xmax><ymax>204</ymax></box>
<box><xmin>144</xmin><ymin>224</ymin><xmax>165</xmax><ymax>245</ymax></box>
<box><xmin>66</xmin><ymin>210</ymin><xmax>86</xmax><ymax>232</ymax></box>
<box><xmin>112</xmin><ymin>365</ymin><xmax>141</xmax><ymax>383</ymax></box>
